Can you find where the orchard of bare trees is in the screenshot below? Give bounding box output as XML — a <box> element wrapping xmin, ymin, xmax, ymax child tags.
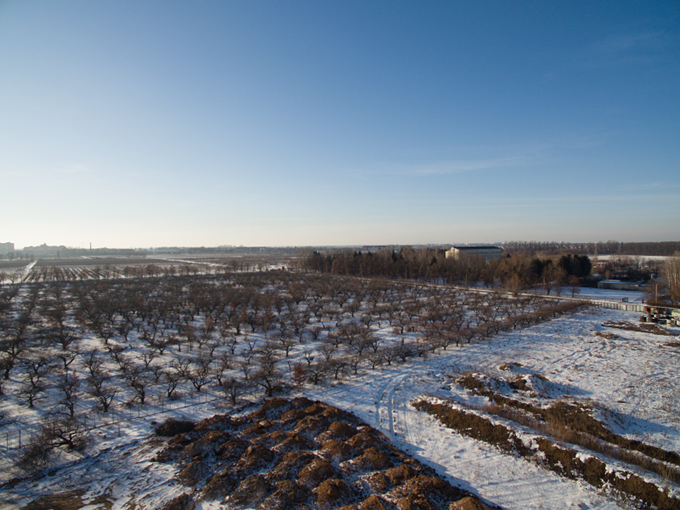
<box><xmin>0</xmin><ymin>269</ymin><xmax>586</xmax><ymax>468</ymax></box>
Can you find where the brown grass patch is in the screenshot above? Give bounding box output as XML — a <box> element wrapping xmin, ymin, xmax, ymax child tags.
<box><xmin>498</xmin><ymin>362</ymin><xmax>522</xmax><ymax>372</ymax></box>
<box><xmin>603</xmin><ymin>320</ymin><xmax>674</xmax><ymax>336</ymax></box>
<box><xmin>22</xmin><ymin>490</ymin><xmax>113</xmax><ymax>510</ymax></box>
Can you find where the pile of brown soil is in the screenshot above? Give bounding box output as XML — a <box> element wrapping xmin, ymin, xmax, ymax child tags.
<box><xmin>154</xmin><ymin>397</ymin><xmax>494</xmax><ymax>509</ymax></box>
<box><xmin>456</xmin><ymin>373</ymin><xmax>680</xmax><ymax>469</ymax></box>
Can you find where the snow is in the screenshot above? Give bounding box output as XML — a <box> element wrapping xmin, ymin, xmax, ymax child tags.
<box><xmin>575</xmin><ymin>287</ymin><xmax>645</xmax><ymax>303</ymax></box>
<box><xmin>301</xmin><ymin>307</ymin><xmax>679</xmax><ymax>509</ymax></box>
<box><xmin>3</xmin><ymin>298</ymin><xmax>679</xmax><ymax>509</ymax></box>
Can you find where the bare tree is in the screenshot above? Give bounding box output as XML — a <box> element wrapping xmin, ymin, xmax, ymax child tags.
<box><xmin>220</xmin><ymin>377</ymin><xmax>245</xmax><ymax>405</ymax></box>
<box><xmin>239</xmin><ymin>354</ymin><xmax>254</xmax><ymax>381</ymax></box>
<box><xmin>662</xmin><ymin>253</ymin><xmax>680</xmax><ymax>304</ymax></box>
<box><xmin>170</xmin><ymin>358</ymin><xmax>192</xmax><ymax>379</ymax></box>
<box><xmin>124</xmin><ymin>367</ymin><xmax>149</xmax><ymax>405</ymax></box>
<box><xmin>306</xmin><ymin>361</ymin><xmax>328</xmax><ymax>385</ymax></box>
<box><xmin>318</xmin><ymin>340</ymin><xmax>338</xmax><ymax>363</ymax></box>
<box><xmin>57</xmin><ymin>371</ymin><xmax>80</xmax><ymax>418</ymax></box>
<box><xmin>56</xmin><ymin>351</ymin><xmax>78</xmax><ymax>372</ymax></box>
<box><xmin>18</xmin><ymin>416</ymin><xmax>88</xmax><ymax>471</ymax></box>
<box><xmin>141</xmin><ymin>350</ymin><xmax>157</xmax><ymax>369</ymax></box>
<box><xmin>22</xmin><ymin>356</ymin><xmax>52</xmax><ymax>408</ymax></box>
<box><xmin>273</xmin><ymin>331</ymin><xmax>295</xmax><ymax>357</ymax></box>
<box><xmin>327</xmin><ymin>358</ymin><xmax>347</xmax><ymax>379</ymax></box>
<box><xmin>188</xmin><ymin>353</ymin><xmax>212</xmax><ymax>392</ymax></box>
<box><xmin>213</xmin><ymin>352</ymin><xmax>233</xmax><ymax>386</ymax></box>
<box><xmin>1</xmin><ymin>315</ymin><xmax>29</xmax><ymax>380</ymax></box>
<box><xmin>253</xmin><ymin>344</ymin><xmax>281</xmax><ymax>397</ymax></box>
<box><xmin>164</xmin><ymin>368</ymin><xmax>183</xmax><ymax>400</ymax></box>
<box><xmin>84</xmin><ymin>352</ymin><xmax>117</xmax><ymax>412</ymax></box>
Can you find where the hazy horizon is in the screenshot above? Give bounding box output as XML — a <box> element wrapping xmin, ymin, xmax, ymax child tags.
<box><xmin>7</xmin><ymin>240</ymin><xmax>680</xmax><ymax>253</ymax></box>
<box><xmin>1</xmin><ymin>1</ymin><xmax>678</xmax><ymax>248</ymax></box>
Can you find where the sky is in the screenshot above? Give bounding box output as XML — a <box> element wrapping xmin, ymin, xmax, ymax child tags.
<box><xmin>0</xmin><ymin>1</ymin><xmax>679</xmax><ymax>249</ymax></box>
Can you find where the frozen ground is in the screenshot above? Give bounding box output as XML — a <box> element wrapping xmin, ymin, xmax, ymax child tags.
<box><xmin>571</xmin><ymin>287</ymin><xmax>645</xmax><ymax>303</ymax></box>
<box><xmin>3</xmin><ymin>307</ymin><xmax>680</xmax><ymax>509</ymax></box>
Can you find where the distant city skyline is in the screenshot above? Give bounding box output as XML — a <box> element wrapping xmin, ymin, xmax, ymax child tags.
<box><xmin>1</xmin><ymin>1</ymin><xmax>678</xmax><ymax>249</ymax></box>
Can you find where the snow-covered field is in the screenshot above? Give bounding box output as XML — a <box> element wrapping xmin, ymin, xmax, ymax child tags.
<box><xmin>3</xmin><ymin>304</ymin><xmax>679</xmax><ymax>510</ymax></box>
<box><xmin>307</xmin><ymin>307</ymin><xmax>680</xmax><ymax>509</ymax></box>
<box><xmin>572</xmin><ymin>287</ymin><xmax>645</xmax><ymax>303</ymax></box>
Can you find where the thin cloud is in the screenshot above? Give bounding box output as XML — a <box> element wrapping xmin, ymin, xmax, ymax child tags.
<box><xmin>583</xmin><ymin>31</ymin><xmax>672</xmax><ymax>68</ymax></box>
<box><xmin>376</xmin><ymin>135</ymin><xmax>597</xmax><ymax>177</ymax></box>
<box><xmin>543</xmin><ymin>30</ymin><xmax>675</xmax><ymax>80</ymax></box>
<box><xmin>592</xmin><ymin>32</ymin><xmax>661</xmax><ymax>54</ymax></box>
<box><xmin>621</xmin><ymin>180</ymin><xmax>680</xmax><ymax>192</ymax></box>
<box><xmin>393</xmin><ymin>156</ymin><xmax>532</xmax><ymax>177</ymax></box>
<box><xmin>54</xmin><ymin>164</ymin><xmax>89</xmax><ymax>174</ymax></box>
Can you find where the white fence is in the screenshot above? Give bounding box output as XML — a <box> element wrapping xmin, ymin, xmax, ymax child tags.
<box><xmin>588</xmin><ymin>300</ymin><xmax>647</xmax><ymax>313</ymax></box>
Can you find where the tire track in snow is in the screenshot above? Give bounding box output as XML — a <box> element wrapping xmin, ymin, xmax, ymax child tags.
<box><xmin>375</xmin><ymin>371</ymin><xmax>410</xmax><ymax>441</ymax></box>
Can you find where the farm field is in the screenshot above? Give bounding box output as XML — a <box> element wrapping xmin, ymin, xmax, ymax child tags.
<box><xmin>0</xmin><ymin>272</ymin><xmax>678</xmax><ymax>509</ymax></box>
<box><xmin>0</xmin><ymin>253</ymin><xmax>296</xmax><ymax>284</ymax></box>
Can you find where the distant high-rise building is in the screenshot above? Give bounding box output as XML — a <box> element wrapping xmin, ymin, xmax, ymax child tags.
<box><xmin>0</xmin><ymin>242</ymin><xmax>14</xmax><ymax>255</ymax></box>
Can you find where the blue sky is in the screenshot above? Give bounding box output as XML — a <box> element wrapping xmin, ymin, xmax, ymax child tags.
<box><xmin>1</xmin><ymin>1</ymin><xmax>678</xmax><ymax>249</ymax></box>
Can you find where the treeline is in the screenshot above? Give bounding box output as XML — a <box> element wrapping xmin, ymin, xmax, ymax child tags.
<box><xmin>303</xmin><ymin>249</ymin><xmax>591</xmax><ymax>293</ymax></box>
<box><xmin>504</xmin><ymin>241</ymin><xmax>680</xmax><ymax>257</ymax></box>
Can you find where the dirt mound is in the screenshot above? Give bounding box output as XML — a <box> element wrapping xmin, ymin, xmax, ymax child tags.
<box><xmin>155</xmin><ymin>419</ymin><xmax>196</xmax><ymax>437</ymax></box>
<box><xmin>339</xmin><ymin>494</ymin><xmax>392</xmax><ymax>510</ymax></box>
<box><xmin>390</xmin><ymin>475</ymin><xmax>468</xmax><ymax>509</ymax></box>
<box><xmin>274</xmin><ymin>431</ymin><xmax>315</xmax><ymax>453</ymax></box>
<box><xmin>315</xmin><ymin>478</ymin><xmax>358</xmax><ymax>508</ymax></box>
<box><xmin>320</xmin><ymin>439</ymin><xmax>358</xmax><ymax>463</ymax></box>
<box><xmin>154</xmin><ymin>398</ymin><xmax>484</xmax><ymax>509</ymax></box>
<box><xmin>270</xmin><ymin>450</ymin><xmax>318</xmax><ymax>480</ymax></box>
<box><xmin>226</xmin><ymin>474</ymin><xmax>272</xmax><ymax>507</ymax></box>
<box><xmin>449</xmin><ymin>496</ymin><xmax>494</xmax><ymax>510</ymax></box>
<box><xmin>297</xmin><ymin>457</ymin><xmax>340</xmax><ymax>487</ymax></box>
<box><xmin>317</xmin><ymin>421</ymin><xmax>358</xmax><ymax>442</ymax></box>
<box><xmin>260</xmin><ymin>479</ymin><xmax>310</xmax><ymax>510</ymax></box>
<box><xmin>498</xmin><ymin>362</ymin><xmax>522</xmax><ymax>372</ymax></box>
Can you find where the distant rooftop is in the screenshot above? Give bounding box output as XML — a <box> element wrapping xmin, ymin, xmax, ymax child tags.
<box><xmin>452</xmin><ymin>245</ymin><xmax>502</xmax><ymax>250</ymax></box>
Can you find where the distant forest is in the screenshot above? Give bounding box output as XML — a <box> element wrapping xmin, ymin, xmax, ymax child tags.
<box><xmin>503</xmin><ymin>241</ymin><xmax>680</xmax><ymax>257</ymax></box>
<box><xmin>303</xmin><ymin>248</ymin><xmax>593</xmax><ymax>293</ymax></box>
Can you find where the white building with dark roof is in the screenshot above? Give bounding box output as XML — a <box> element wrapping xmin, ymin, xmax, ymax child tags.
<box><xmin>445</xmin><ymin>245</ymin><xmax>503</xmax><ymax>260</ymax></box>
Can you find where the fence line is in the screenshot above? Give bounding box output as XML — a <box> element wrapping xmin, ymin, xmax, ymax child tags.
<box><xmin>1</xmin><ymin>389</ymin><xmax>224</xmax><ymax>456</ymax></box>
<box><xmin>588</xmin><ymin>300</ymin><xmax>646</xmax><ymax>312</ymax></box>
